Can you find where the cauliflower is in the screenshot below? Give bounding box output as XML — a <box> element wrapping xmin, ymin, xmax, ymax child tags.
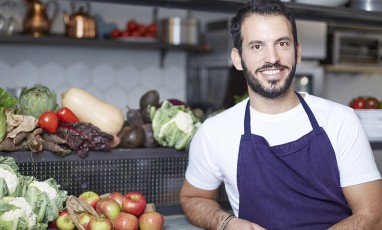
<box><xmin>150</xmin><ymin>100</ymin><xmax>201</xmax><ymax>150</ymax></box>
<box><xmin>0</xmin><ymin>197</ymin><xmax>37</xmax><ymax>229</ymax></box>
<box><xmin>0</xmin><ymin>167</ymin><xmax>19</xmax><ymax>195</ymax></box>
<box><xmin>29</xmin><ymin>181</ymin><xmax>57</xmax><ymax>200</ymax></box>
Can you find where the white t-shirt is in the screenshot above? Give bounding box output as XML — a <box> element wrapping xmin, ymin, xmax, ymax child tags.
<box><xmin>185</xmin><ymin>92</ymin><xmax>381</xmax><ymax>216</ymax></box>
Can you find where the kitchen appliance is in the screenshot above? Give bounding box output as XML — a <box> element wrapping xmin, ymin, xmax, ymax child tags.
<box><xmin>64</xmin><ymin>2</ymin><xmax>97</xmax><ymax>39</ymax></box>
<box><xmin>160</xmin><ymin>16</ymin><xmax>200</xmax><ymax>45</ymax></box>
<box><xmin>22</xmin><ymin>0</ymin><xmax>58</xmax><ymax>37</ymax></box>
<box><xmin>187</xmin><ymin>19</ymin><xmax>326</xmax><ymax>112</ymax></box>
<box><xmin>327</xmin><ymin>31</ymin><xmax>382</xmax><ymax>66</ymax></box>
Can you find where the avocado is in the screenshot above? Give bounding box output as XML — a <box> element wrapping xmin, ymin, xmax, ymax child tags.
<box><xmin>126</xmin><ymin>106</ymin><xmax>144</xmax><ymax>126</ymax></box>
<box><xmin>140</xmin><ymin>90</ymin><xmax>160</xmax><ymax>110</ymax></box>
<box><xmin>118</xmin><ymin>126</ymin><xmax>145</xmax><ymax>148</ymax></box>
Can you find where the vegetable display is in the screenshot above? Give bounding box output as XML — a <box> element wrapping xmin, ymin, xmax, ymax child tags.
<box><xmin>61</xmin><ymin>87</ymin><xmax>125</xmax><ymax>136</ymax></box>
<box><xmin>0</xmin><ymin>88</ymin><xmax>18</xmax><ymax>143</ymax></box>
<box><xmin>17</xmin><ymin>84</ymin><xmax>59</xmax><ymax>118</ymax></box>
<box><xmin>0</xmin><ymin>156</ymin><xmax>68</xmax><ymax>229</ymax></box>
<box><xmin>149</xmin><ymin>100</ymin><xmax>201</xmax><ymax>150</ymax></box>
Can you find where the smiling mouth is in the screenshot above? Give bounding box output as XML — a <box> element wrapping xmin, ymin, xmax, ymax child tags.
<box><xmin>261</xmin><ymin>69</ymin><xmax>282</xmax><ymax>75</ymax></box>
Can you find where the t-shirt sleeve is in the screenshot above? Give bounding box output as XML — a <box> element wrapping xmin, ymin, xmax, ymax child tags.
<box><xmin>336</xmin><ymin>110</ymin><xmax>381</xmax><ymax>187</ymax></box>
<box><xmin>185</xmin><ymin>123</ymin><xmax>224</xmax><ymax>190</ymax></box>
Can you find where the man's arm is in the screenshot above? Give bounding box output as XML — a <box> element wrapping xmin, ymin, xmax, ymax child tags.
<box><xmin>329</xmin><ymin>180</ymin><xmax>382</xmax><ymax>229</ymax></box>
<box><xmin>180</xmin><ymin>180</ymin><xmax>266</xmax><ymax>230</ymax></box>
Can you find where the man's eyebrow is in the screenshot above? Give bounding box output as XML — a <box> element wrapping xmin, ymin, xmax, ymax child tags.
<box><xmin>247</xmin><ymin>36</ymin><xmax>292</xmax><ymax>46</ymax></box>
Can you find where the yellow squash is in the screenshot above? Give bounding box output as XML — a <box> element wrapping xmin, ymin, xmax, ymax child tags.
<box><xmin>61</xmin><ymin>87</ymin><xmax>124</xmax><ymax>135</ymax></box>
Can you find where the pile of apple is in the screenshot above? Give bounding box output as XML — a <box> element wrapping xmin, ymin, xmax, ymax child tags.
<box><xmin>53</xmin><ymin>191</ymin><xmax>164</xmax><ymax>230</ymax></box>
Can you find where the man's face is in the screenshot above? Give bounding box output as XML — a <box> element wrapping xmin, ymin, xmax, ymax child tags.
<box><xmin>233</xmin><ymin>14</ymin><xmax>301</xmax><ymax>99</ymax></box>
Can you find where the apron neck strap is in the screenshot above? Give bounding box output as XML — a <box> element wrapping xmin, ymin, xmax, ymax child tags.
<box><xmin>244</xmin><ymin>92</ymin><xmax>320</xmax><ymax>135</ymax></box>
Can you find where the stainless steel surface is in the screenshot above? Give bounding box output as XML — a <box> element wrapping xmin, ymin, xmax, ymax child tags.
<box><xmin>160</xmin><ymin>17</ymin><xmax>200</xmax><ymax>45</ymax></box>
<box><xmin>349</xmin><ymin>0</ymin><xmax>382</xmax><ymax>11</ymax></box>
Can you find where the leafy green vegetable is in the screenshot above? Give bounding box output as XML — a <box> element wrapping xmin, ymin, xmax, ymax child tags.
<box><xmin>0</xmin><ymin>197</ymin><xmax>47</xmax><ymax>230</ymax></box>
<box><xmin>17</xmin><ymin>84</ymin><xmax>58</xmax><ymax>118</ymax></box>
<box><xmin>0</xmin><ymin>88</ymin><xmax>17</xmax><ymax>143</ymax></box>
<box><xmin>0</xmin><ymin>157</ymin><xmax>28</xmax><ymax>199</ymax></box>
<box><xmin>25</xmin><ymin>177</ymin><xmax>67</xmax><ymax>224</ymax></box>
<box><xmin>0</xmin><ymin>88</ymin><xmax>17</xmax><ymax>108</ymax></box>
<box><xmin>149</xmin><ymin>100</ymin><xmax>201</xmax><ymax>150</ymax></box>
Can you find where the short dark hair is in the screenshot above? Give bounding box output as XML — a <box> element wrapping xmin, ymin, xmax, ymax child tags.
<box><xmin>230</xmin><ymin>0</ymin><xmax>298</xmax><ymax>55</ymax></box>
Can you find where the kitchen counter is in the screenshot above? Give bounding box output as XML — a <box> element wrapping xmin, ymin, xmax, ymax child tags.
<box><xmin>164</xmin><ymin>215</ymin><xmax>203</xmax><ymax>230</ymax></box>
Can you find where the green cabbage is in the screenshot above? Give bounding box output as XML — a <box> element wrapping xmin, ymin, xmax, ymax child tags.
<box><xmin>0</xmin><ymin>197</ymin><xmax>47</xmax><ymax>230</ymax></box>
<box><xmin>0</xmin><ymin>88</ymin><xmax>18</xmax><ymax>142</ymax></box>
<box><xmin>149</xmin><ymin>100</ymin><xmax>201</xmax><ymax>150</ymax></box>
<box><xmin>25</xmin><ymin>177</ymin><xmax>68</xmax><ymax>224</ymax></box>
<box><xmin>0</xmin><ymin>157</ymin><xmax>28</xmax><ymax>199</ymax></box>
<box><xmin>17</xmin><ymin>84</ymin><xmax>58</xmax><ymax>118</ymax></box>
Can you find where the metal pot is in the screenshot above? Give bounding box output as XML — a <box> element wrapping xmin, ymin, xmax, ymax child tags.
<box><xmin>63</xmin><ymin>2</ymin><xmax>97</xmax><ymax>39</ymax></box>
<box><xmin>160</xmin><ymin>17</ymin><xmax>200</xmax><ymax>45</ymax></box>
<box><xmin>349</xmin><ymin>0</ymin><xmax>382</xmax><ymax>11</ymax></box>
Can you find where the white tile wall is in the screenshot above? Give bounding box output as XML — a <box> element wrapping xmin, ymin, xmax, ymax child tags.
<box><xmin>0</xmin><ymin>45</ymin><xmax>186</xmax><ymax>116</ymax></box>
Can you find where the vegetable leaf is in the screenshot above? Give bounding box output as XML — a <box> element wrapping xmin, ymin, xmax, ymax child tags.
<box><xmin>0</xmin><ymin>88</ymin><xmax>17</xmax><ymax>108</ymax></box>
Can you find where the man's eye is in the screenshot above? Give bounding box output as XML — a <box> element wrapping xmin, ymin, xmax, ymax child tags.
<box><xmin>279</xmin><ymin>42</ymin><xmax>288</xmax><ymax>47</ymax></box>
<box><xmin>252</xmin><ymin>45</ymin><xmax>261</xmax><ymax>50</ymax></box>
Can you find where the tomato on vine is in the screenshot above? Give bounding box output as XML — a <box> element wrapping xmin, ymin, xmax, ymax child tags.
<box><xmin>38</xmin><ymin>111</ymin><xmax>59</xmax><ymax>133</ymax></box>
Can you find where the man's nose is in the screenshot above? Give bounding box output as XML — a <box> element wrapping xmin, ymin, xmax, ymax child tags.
<box><xmin>264</xmin><ymin>47</ymin><xmax>280</xmax><ymax>63</ymax></box>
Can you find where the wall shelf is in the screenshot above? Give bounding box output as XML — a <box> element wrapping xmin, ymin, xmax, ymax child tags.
<box><xmin>0</xmin><ymin>34</ymin><xmax>209</xmax><ymax>68</ymax></box>
<box><xmin>69</xmin><ymin>0</ymin><xmax>382</xmax><ymax>28</ymax></box>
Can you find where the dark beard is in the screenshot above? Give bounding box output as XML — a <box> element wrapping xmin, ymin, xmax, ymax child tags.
<box><xmin>242</xmin><ymin>61</ymin><xmax>296</xmax><ymax>99</ymax></box>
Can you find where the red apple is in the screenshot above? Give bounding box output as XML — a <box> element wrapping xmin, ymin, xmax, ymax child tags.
<box><xmin>48</xmin><ymin>220</ymin><xmax>57</xmax><ymax>228</ymax></box>
<box><xmin>114</xmin><ymin>212</ymin><xmax>139</xmax><ymax>230</ymax></box>
<box><xmin>139</xmin><ymin>211</ymin><xmax>164</xmax><ymax>230</ymax></box>
<box><xmin>79</xmin><ymin>191</ymin><xmax>101</xmax><ymax>209</ymax></box>
<box><xmin>56</xmin><ymin>209</ymin><xmax>76</xmax><ymax>230</ymax></box>
<box><xmin>108</xmin><ymin>191</ymin><xmax>124</xmax><ymax>208</ymax></box>
<box><xmin>95</xmin><ymin>198</ymin><xmax>121</xmax><ymax>221</ymax></box>
<box><xmin>88</xmin><ymin>215</ymin><xmax>113</xmax><ymax>230</ymax></box>
<box><xmin>77</xmin><ymin>212</ymin><xmax>92</xmax><ymax>229</ymax></box>
<box><xmin>122</xmin><ymin>191</ymin><xmax>147</xmax><ymax>217</ymax></box>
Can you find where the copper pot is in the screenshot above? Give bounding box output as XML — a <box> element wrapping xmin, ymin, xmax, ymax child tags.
<box><xmin>22</xmin><ymin>0</ymin><xmax>58</xmax><ymax>37</ymax></box>
<box><xmin>64</xmin><ymin>2</ymin><xmax>97</xmax><ymax>39</ymax></box>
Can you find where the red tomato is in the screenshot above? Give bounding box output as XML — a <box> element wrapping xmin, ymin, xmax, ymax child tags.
<box><xmin>351</xmin><ymin>97</ymin><xmax>366</xmax><ymax>109</ymax></box>
<box><xmin>38</xmin><ymin>111</ymin><xmax>59</xmax><ymax>133</ymax></box>
<box><xmin>57</xmin><ymin>107</ymin><xmax>80</xmax><ymax>123</ymax></box>
<box><xmin>365</xmin><ymin>97</ymin><xmax>380</xmax><ymax>109</ymax></box>
<box><xmin>146</xmin><ymin>23</ymin><xmax>157</xmax><ymax>35</ymax></box>
<box><xmin>127</xmin><ymin>20</ymin><xmax>138</xmax><ymax>32</ymax></box>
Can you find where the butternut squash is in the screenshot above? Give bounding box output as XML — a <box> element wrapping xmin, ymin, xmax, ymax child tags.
<box><xmin>61</xmin><ymin>87</ymin><xmax>124</xmax><ymax>135</ymax></box>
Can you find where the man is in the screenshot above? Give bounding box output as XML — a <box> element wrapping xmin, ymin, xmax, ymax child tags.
<box><xmin>180</xmin><ymin>0</ymin><xmax>382</xmax><ymax>229</ymax></box>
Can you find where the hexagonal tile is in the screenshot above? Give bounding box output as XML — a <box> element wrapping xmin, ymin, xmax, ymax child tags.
<box><xmin>0</xmin><ymin>61</ymin><xmax>11</xmax><ymax>86</ymax></box>
<box><xmin>12</xmin><ymin>61</ymin><xmax>39</xmax><ymax>87</ymax></box>
<box><xmin>105</xmin><ymin>87</ymin><xmax>128</xmax><ymax>113</ymax></box>
<box><xmin>140</xmin><ymin>65</ymin><xmax>163</xmax><ymax>88</ymax></box>
<box><xmin>116</xmin><ymin>64</ymin><xmax>140</xmax><ymax>89</ymax></box>
<box><xmin>92</xmin><ymin>64</ymin><xmax>116</xmax><ymax>89</ymax></box>
<box><xmin>163</xmin><ymin>66</ymin><xmax>185</xmax><ymax>91</ymax></box>
<box><xmin>40</xmin><ymin>62</ymin><xmax>65</xmax><ymax>89</ymax></box>
<box><xmin>67</xmin><ymin>62</ymin><xmax>91</xmax><ymax>87</ymax></box>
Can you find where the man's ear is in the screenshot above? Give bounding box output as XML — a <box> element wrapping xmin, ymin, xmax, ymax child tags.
<box><xmin>296</xmin><ymin>43</ymin><xmax>302</xmax><ymax>64</ymax></box>
<box><xmin>231</xmin><ymin>48</ymin><xmax>243</xmax><ymax>71</ymax></box>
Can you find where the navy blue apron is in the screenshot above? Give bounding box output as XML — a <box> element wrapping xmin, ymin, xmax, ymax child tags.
<box><xmin>237</xmin><ymin>92</ymin><xmax>351</xmax><ymax>229</ymax></box>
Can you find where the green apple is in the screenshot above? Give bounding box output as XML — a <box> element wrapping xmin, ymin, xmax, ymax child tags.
<box><xmin>79</xmin><ymin>191</ymin><xmax>101</xmax><ymax>208</ymax></box>
<box><xmin>56</xmin><ymin>210</ymin><xmax>75</xmax><ymax>230</ymax></box>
